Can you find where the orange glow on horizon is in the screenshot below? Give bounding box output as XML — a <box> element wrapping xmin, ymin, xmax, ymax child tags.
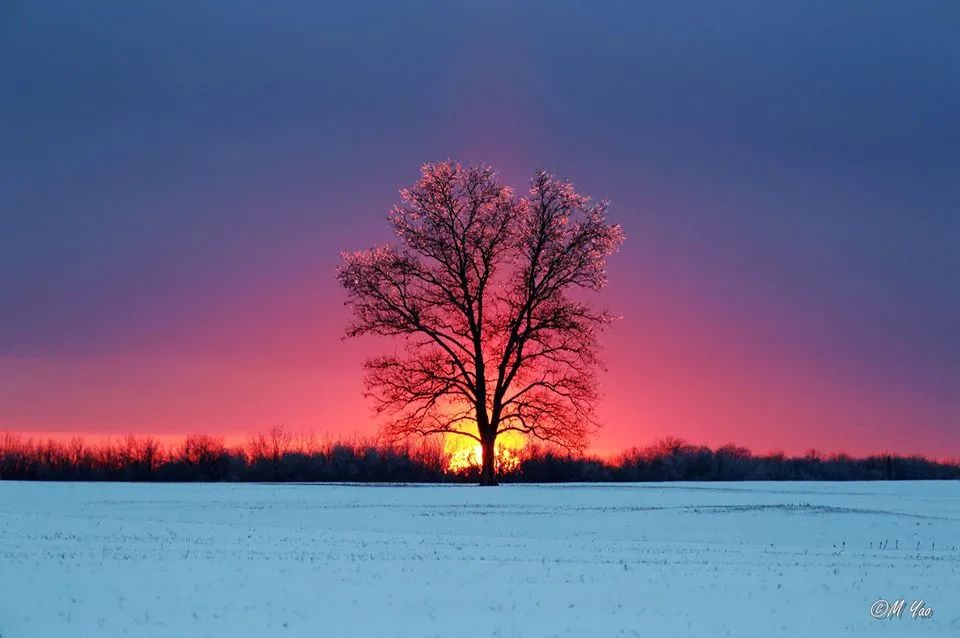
<box><xmin>445</xmin><ymin>430</ymin><xmax>526</xmax><ymax>473</ymax></box>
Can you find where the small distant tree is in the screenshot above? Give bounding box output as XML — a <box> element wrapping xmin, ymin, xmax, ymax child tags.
<box><xmin>338</xmin><ymin>161</ymin><xmax>623</xmax><ymax>485</ymax></box>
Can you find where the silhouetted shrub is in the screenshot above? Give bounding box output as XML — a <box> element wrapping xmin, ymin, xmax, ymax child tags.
<box><xmin>1</xmin><ymin>432</ymin><xmax>957</xmax><ymax>483</ymax></box>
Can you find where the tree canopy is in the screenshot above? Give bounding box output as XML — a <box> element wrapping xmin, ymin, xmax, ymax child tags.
<box><xmin>338</xmin><ymin>161</ymin><xmax>623</xmax><ymax>484</ymax></box>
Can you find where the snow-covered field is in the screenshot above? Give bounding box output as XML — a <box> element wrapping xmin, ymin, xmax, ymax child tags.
<box><xmin>0</xmin><ymin>481</ymin><xmax>958</xmax><ymax>637</ymax></box>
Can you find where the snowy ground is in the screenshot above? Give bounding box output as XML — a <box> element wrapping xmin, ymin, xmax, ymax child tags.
<box><xmin>0</xmin><ymin>482</ymin><xmax>958</xmax><ymax>637</ymax></box>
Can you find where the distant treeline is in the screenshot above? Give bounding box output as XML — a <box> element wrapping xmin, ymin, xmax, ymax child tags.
<box><xmin>1</xmin><ymin>430</ymin><xmax>957</xmax><ymax>482</ymax></box>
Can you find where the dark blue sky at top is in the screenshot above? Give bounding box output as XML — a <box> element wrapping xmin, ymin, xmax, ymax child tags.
<box><xmin>1</xmin><ymin>1</ymin><xmax>957</xmax><ymax>447</ymax></box>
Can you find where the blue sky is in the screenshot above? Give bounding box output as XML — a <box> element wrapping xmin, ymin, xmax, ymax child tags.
<box><xmin>1</xmin><ymin>1</ymin><xmax>957</xmax><ymax>453</ymax></box>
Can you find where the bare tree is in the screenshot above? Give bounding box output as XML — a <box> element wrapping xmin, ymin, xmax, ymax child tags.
<box><xmin>338</xmin><ymin>161</ymin><xmax>623</xmax><ymax>485</ymax></box>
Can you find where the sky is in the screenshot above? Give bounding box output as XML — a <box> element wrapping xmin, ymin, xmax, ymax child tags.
<box><xmin>1</xmin><ymin>1</ymin><xmax>958</xmax><ymax>456</ymax></box>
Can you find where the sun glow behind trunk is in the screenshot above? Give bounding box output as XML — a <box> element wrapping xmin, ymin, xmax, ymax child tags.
<box><xmin>445</xmin><ymin>430</ymin><xmax>526</xmax><ymax>473</ymax></box>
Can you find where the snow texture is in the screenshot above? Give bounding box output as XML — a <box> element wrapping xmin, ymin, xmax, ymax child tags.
<box><xmin>1</xmin><ymin>481</ymin><xmax>958</xmax><ymax>637</ymax></box>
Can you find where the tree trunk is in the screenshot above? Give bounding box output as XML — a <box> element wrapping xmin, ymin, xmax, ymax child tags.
<box><xmin>479</xmin><ymin>436</ymin><xmax>498</xmax><ymax>486</ymax></box>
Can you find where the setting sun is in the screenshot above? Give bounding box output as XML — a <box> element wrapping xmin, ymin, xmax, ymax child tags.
<box><xmin>445</xmin><ymin>431</ymin><xmax>526</xmax><ymax>474</ymax></box>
